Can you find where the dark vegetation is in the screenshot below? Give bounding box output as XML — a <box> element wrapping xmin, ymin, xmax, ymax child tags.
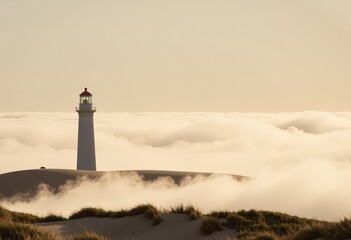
<box><xmin>70</xmin><ymin>230</ymin><xmax>109</xmax><ymax>240</ymax></box>
<box><xmin>0</xmin><ymin>206</ymin><xmax>65</xmax><ymax>224</ymax></box>
<box><xmin>200</xmin><ymin>217</ymin><xmax>222</xmax><ymax>235</ymax></box>
<box><xmin>0</xmin><ymin>221</ymin><xmax>56</xmax><ymax>240</ymax></box>
<box><xmin>69</xmin><ymin>204</ymin><xmax>163</xmax><ymax>225</ymax></box>
<box><xmin>221</xmin><ymin>209</ymin><xmax>314</xmax><ymax>237</ymax></box>
<box><xmin>209</xmin><ymin>209</ymin><xmax>351</xmax><ymax>240</ymax></box>
<box><xmin>2</xmin><ymin>205</ymin><xmax>351</xmax><ymax>240</ymax></box>
<box><xmin>169</xmin><ymin>204</ymin><xmax>202</xmax><ymax>220</ymax></box>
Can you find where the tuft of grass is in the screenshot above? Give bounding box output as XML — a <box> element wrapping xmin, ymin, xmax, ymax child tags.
<box><xmin>261</xmin><ymin>211</ymin><xmax>305</xmax><ymax>226</ymax></box>
<box><xmin>41</xmin><ymin>214</ymin><xmax>66</xmax><ymax>222</ymax></box>
<box><xmin>333</xmin><ymin>217</ymin><xmax>351</xmax><ymax>240</ymax></box>
<box><xmin>70</xmin><ymin>230</ymin><xmax>108</xmax><ymax>240</ymax></box>
<box><xmin>242</xmin><ymin>231</ymin><xmax>280</xmax><ymax>240</ymax></box>
<box><xmin>200</xmin><ymin>217</ymin><xmax>223</xmax><ymax>235</ymax></box>
<box><xmin>110</xmin><ymin>204</ymin><xmax>158</xmax><ymax>217</ymax></box>
<box><xmin>170</xmin><ymin>204</ymin><xmax>201</xmax><ymax>220</ymax></box>
<box><xmin>128</xmin><ymin>204</ymin><xmax>163</xmax><ymax>225</ymax></box>
<box><xmin>69</xmin><ymin>208</ymin><xmax>110</xmax><ymax>219</ymax></box>
<box><xmin>143</xmin><ymin>206</ymin><xmax>163</xmax><ymax>225</ymax></box>
<box><xmin>11</xmin><ymin>211</ymin><xmax>41</xmax><ymax>223</ymax></box>
<box><xmin>237</xmin><ymin>210</ymin><xmax>264</xmax><ymax>224</ymax></box>
<box><xmin>110</xmin><ymin>209</ymin><xmax>129</xmax><ymax>218</ymax></box>
<box><xmin>289</xmin><ymin>222</ymin><xmax>330</xmax><ymax>240</ymax></box>
<box><xmin>111</xmin><ymin>204</ymin><xmax>163</xmax><ymax>225</ymax></box>
<box><xmin>254</xmin><ymin>232</ymin><xmax>279</xmax><ymax>240</ymax></box>
<box><xmin>224</xmin><ymin>210</ymin><xmax>317</xmax><ymax>238</ymax></box>
<box><xmin>0</xmin><ymin>206</ymin><xmax>65</xmax><ymax>224</ymax></box>
<box><xmin>66</xmin><ymin>205</ymin><xmax>163</xmax><ymax>225</ymax></box>
<box><xmin>225</xmin><ymin>213</ymin><xmax>251</xmax><ymax>230</ymax></box>
<box><xmin>0</xmin><ymin>206</ymin><xmax>12</xmax><ymax>223</ymax></box>
<box><xmin>209</xmin><ymin>211</ymin><xmax>231</xmax><ymax>219</ymax></box>
<box><xmin>0</xmin><ymin>221</ymin><xmax>57</xmax><ymax>240</ymax></box>
<box><xmin>128</xmin><ymin>204</ymin><xmax>155</xmax><ymax>216</ymax></box>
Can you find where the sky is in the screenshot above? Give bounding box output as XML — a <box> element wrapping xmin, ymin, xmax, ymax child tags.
<box><xmin>1</xmin><ymin>112</ymin><xmax>351</xmax><ymax>220</ymax></box>
<box><xmin>1</xmin><ymin>0</ymin><xmax>351</xmax><ymax>112</ymax></box>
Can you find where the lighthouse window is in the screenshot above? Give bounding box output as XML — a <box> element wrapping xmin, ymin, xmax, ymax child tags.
<box><xmin>80</xmin><ymin>96</ymin><xmax>92</xmax><ymax>104</ymax></box>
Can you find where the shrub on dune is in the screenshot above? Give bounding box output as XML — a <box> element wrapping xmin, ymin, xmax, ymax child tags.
<box><xmin>130</xmin><ymin>204</ymin><xmax>163</xmax><ymax>225</ymax></box>
<box><xmin>289</xmin><ymin>219</ymin><xmax>351</xmax><ymax>240</ymax></box>
<box><xmin>111</xmin><ymin>204</ymin><xmax>163</xmax><ymax>225</ymax></box>
<box><xmin>70</xmin><ymin>230</ymin><xmax>108</xmax><ymax>240</ymax></box>
<box><xmin>67</xmin><ymin>205</ymin><xmax>163</xmax><ymax>225</ymax></box>
<box><xmin>20</xmin><ymin>213</ymin><xmax>66</xmax><ymax>223</ymax></box>
<box><xmin>143</xmin><ymin>206</ymin><xmax>163</xmax><ymax>225</ymax></box>
<box><xmin>170</xmin><ymin>204</ymin><xmax>201</xmax><ymax>220</ymax></box>
<box><xmin>225</xmin><ymin>213</ymin><xmax>251</xmax><ymax>230</ymax></box>
<box><xmin>237</xmin><ymin>210</ymin><xmax>264</xmax><ymax>224</ymax></box>
<box><xmin>200</xmin><ymin>217</ymin><xmax>222</xmax><ymax>235</ymax></box>
<box><xmin>241</xmin><ymin>231</ymin><xmax>280</xmax><ymax>240</ymax></box>
<box><xmin>261</xmin><ymin>211</ymin><xmax>303</xmax><ymax>226</ymax></box>
<box><xmin>0</xmin><ymin>221</ymin><xmax>56</xmax><ymax>240</ymax></box>
<box><xmin>252</xmin><ymin>232</ymin><xmax>280</xmax><ymax>240</ymax></box>
<box><xmin>110</xmin><ymin>209</ymin><xmax>129</xmax><ymax>218</ymax></box>
<box><xmin>225</xmin><ymin>210</ymin><xmax>315</xmax><ymax>238</ymax></box>
<box><xmin>253</xmin><ymin>232</ymin><xmax>279</xmax><ymax>240</ymax></box>
<box><xmin>289</xmin><ymin>222</ymin><xmax>330</xmax><ymax>240</ymax></box>
<box><xmin>1</xmin><ymin>207</ymin><xmax>46</xmax><ymax>224</ymax></box>
<box><xmin>128</xmin><ymin>204</ymin><xmax>156</xmax><ymax>216</ymax></box>
<box><xmin>0</xmin><ymin>206</ymin><xmax>12</xmax><ymax>223</ymax></box>
<box><xmin>111</xmin><ymin>204</ymin><xmax>155</xmax><ymax>217</ymax></box>
<box><xmin>69</xmin><ymin>208</ymin><xmax>110</xmax><ymax>219</ymax></box>
<box><xmin>333</xmin><ymin>217</ymin><xmax>351</xmax><ymax>240</ymax></box>
<box><xmin>40</xmin><ymin>214</ymin><xmax>66</xmax><ymax>222</ymax></box>
<box><xmin>209</xmin><ymin>211</ymin><xmax>231</xmax><ymax>219</ymax></box>
<box><xmin>11</xmin><ymin>211</ymin><xmax>41</xmax><ymax>223</ymax></box>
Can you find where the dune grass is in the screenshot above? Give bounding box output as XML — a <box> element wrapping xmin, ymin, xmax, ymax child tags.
<box><xmin>239</xmin><ymin>231</ymin><xmax>280</xmax><ymax>240</ymax></box>
<box><xmin>200</xmin><ymin>217</ymin><xmax>223</xmax><ymax>235</ymax></box>
<box><xmin>169</xmin><ymin>204</ymin><xmax>202</xmax><ymax>220</ymax></box>
<box><xmin>209</xmin><ymin>210</ymin><xmax>232</xmax><ymax>219</ymax></box>
<box><xmin>0</xmin><ymin>221</ymin><xmax>57</xmax><ymax>240</ymax></box>
<box><xmin>0</xmin><ymin>206</ymin><xmax>65</xmax><ymax>224</ymax></box>
<box><xmin>0</xmin><ymin>206</ymin><xmax>66</xmax><ymax>240</ymax></box>
<box><xmin>69</xmin><ymin>204</ymin><xmax>163</xmax><ymax>225</ymax></box>
<box><xmin>224</xmin><ymin>209</ymin><xmax>351</xmax><ymax>240</ymax></box>
<box><xmin>287</xmin><ymin>218</ymin><xmax>351</xmax><ymax>240</ymax></box>
<box><xmin>69</xmin><ymin>207</ymin><xmax>110</xmax><ymax>219</ymax></box>
<box><xmin>70</xmin><ymin>230</ymin><xmax>109</xmax><ymax>240</ymax></box>
<box><xmin>0</xmin><ymin>206</ymin><xmax>12</xmax><ymax>222</ymax></box>
<box><xmin>3</xmin><ymin>205</ymin><xmax>351</xmax><ymax>240</ymax></box>
<box><xmin>217</xmin><ymin>209</ymin><xmax>317</xmax><ymax>239</ymax></box>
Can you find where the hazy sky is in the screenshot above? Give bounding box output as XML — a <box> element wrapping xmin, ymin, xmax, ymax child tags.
<box><xmin>1</xmin><ymin>1</ymin><xmax>351</xmax><ymax>112</ymax></box>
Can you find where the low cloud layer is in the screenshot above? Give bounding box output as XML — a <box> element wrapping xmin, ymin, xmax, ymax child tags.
<box><xmin>1</xmin><ymin>112</ymin><xmax>351</xmax><ymax>220</ymax></box>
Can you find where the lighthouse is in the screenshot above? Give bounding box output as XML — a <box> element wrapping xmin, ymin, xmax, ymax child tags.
<box><xmin>76</xmin><ymin>88</ymin><xmax>97</xmax><ymax>171</ymax></box>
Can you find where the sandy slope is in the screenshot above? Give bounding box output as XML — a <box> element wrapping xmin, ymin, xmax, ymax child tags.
<box><xmin>37</xmin><ymin>214</ymin><xmax>236</xmax><ymax>240</ymax></box>
<box><xmin>0</xmin><ymin>169</ymin><xmax>243</xmax><ymax>239</ymax></box>
<box><xmin>0</xmin><ymin>169</ymin><xmax>247</xmax><ymax>199</ymax></box>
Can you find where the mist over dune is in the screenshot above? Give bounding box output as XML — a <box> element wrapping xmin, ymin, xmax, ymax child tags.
<box><xmin>1</xmin><ymin>112</ymin><xmax>351</xmax><ymax>220</ymax></box>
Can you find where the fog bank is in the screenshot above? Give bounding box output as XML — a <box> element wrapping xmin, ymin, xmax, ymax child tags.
<box><xmin>1</xmin><ymin>112</ymin><xmax>350</xmax><ymax>220</ymax></box>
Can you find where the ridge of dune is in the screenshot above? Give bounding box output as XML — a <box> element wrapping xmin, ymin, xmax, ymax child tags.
<box><xmin>0</xmin><ymin>169</ymin><xmax>247</xmax><ymax>199</ymax></box>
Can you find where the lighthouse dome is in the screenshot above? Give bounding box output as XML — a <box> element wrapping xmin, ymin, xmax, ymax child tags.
<box><xmin>80</xmin><ymin>88</ymin><xmax>92</xmax><ymax>96</ymax></box>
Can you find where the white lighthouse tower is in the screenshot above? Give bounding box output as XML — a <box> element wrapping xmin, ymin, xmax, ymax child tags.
<box><xmin>76</xmin><ymin>88</ymin><xmax>97</xmax><ymax>171</ymax></box>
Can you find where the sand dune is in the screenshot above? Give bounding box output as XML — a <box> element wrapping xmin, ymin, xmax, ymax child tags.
<box><xmin>37</xmin><ymin>214</ymin><xmax>236</xmax><ymax>240</ymax></box>
<box><xmin>0</xmin><ymin>169</ymin><xmax>247</xmax><ymax>199</ymax></box>
<box><xmin>0</xmin><ymin>168</ymin><xmax>245</xmax><ymax>239</ymax></box>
